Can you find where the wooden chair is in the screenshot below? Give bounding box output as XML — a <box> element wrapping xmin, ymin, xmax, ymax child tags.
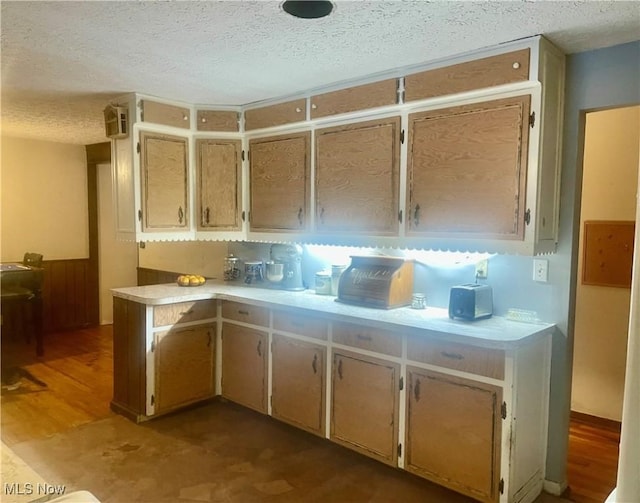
<box><xmin>1</xmin><ymin>253</ymin><xmax>44</xmax><ymax>355</ymax></box>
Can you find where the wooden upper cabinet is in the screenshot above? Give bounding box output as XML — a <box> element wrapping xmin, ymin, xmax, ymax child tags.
<box><xmin>315</xmin><ymin>116</ymin><xmax>401</xmax><ymax>235</ymax></box>
<box><xmin>405</xmin><ymin>367</ymin><xmax>502</xmax><ymax>503</ymax></box>
<box><xmin>196</xmin><ymin>110</ymin><xmax>239</xmax><ymax>132</ymax></box>
<box><xmin>196</xmin><ymin>138</ymin><xmax>243</xmax><ymax>231</ymax></box>
<box><xmin>406</xmin><ymin>96</ymin><xmax>531</xmax><ymax>240</ymax></box>
<box><xmin>140</xmin><ymin>99</ymin><xmax>191</xmax><ymax>129</ymax></box>
<box><xmin>310</xmin><ymin>79</ymin><xmax>398</xmax><ymax>119</ymax></box>
<box><xmin>244</xmin><ymin>99</ymin><xmax>307</xmax><ymax>131</ymax></box>
<box><xmin>249</xmin><ymin>132</ymin><xmax>310</xmax><ymax>232</ymax></box>
<box><xmin>139</xmin><ymin>131</ymin><xmax>189</xmax><ymax>231</ymax></box>
<box><xmin>404</xmin><ymin>49</ymin><xmax>530</xmax><ymax>102</ymax></box>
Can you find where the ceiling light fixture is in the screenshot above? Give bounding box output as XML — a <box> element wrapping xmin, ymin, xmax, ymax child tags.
<box><xmin>282</xmin><ymin>0</ymin><xmax>334</xmax><ymax>19</ymax></box>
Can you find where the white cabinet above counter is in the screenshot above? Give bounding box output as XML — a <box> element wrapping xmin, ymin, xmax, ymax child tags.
<box><xmin>109</xmin><ymin>35</ymin><xmax>564</xmax><ymax>255</ymax></box>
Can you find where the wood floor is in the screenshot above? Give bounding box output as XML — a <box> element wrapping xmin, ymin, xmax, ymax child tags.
<box><xmin>1</xmin><ymin>325</ymin><xmax>619</xmax><ymax>503</ymax></box>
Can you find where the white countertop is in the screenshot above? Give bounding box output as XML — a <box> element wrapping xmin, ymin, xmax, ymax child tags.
<box><xmin>111</xmin><ymin>281</ymin><xmax>555</xmax><ymax>349</ymax></box>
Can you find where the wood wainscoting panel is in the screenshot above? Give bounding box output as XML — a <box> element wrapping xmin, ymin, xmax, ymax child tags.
<box><xmin>41</xmin><ymin>259</ymin><xmax>94</xmax><ymax>333</ymax></box>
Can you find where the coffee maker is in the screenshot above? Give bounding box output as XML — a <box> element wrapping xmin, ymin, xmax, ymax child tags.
<box><xmin>265</xmin><ymin>244</ymin><xmax>304</xmax><ymax>291</ymax></box>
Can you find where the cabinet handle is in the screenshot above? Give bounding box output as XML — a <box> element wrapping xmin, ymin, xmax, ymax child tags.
<box><xmin>295</xmin><ymin>107</ymin><xmax>302</xmax><ymax>113</ymax></box>
<box><xmin>179</xmin><ymin>309</ymin><xmax>194</xmax><ymax>315</ymax></box>
<box><xmin>178</xmin><ymin>206</ymin><xmax>184</xmax><ymax>224</ymax></box>
<box><xmin>512</xmin><ymin>61</ymin><xmax>521</xmax><ymax>70</ymax></box>
<box><xmin>356</xmin><ymin>334</ymin><xmax>372</xmax><ymax>341</ymax></box>
<box><xmin>337</xmin><ymin>358</ymin><xmax>343</xmax><ymax>379</ymax></box>
<box><xmin>205</xmin><ymin>207</ymin><xmax>210</xmax><ymax>224</ymax></box>
<box><xmin>257</xmin><ymin>339</ymin><xmax>262</xmax><ymax>357</ymax></box>
<box><xmin>238</xmin><ymin>309</ymin><xmax>249</xmax><ymax>315</ymax></box>
<box><xmin>297</xmin><ymin>207</ymin><xmax>303</xmax><ymax>226</ymax></box>
<box><xmin>312</xmin><ymin>354</ymin><xmax>318</xmax><ymax>374</ymax></box>
<box><xmin>441</xmin><ymin>351</ymin><xmax>464</xmax><ymax>360</ymax></box>
<box><xmin>201</xmin><ymin>117</ymin><xmax>207</xmax><ymax>123</ymax></box>
<box><xmin>311</xmin><ymin>103</ymin><xmax>317</xmax><ymax>110</ymax></box>
<box><xmin>414</xmin><ymin>378</ymin><xmax>421</xmax><ymax>402</ymax></box>
<box><xmin>413</xmin><ymin>204</ymin><xmax>420</xmax><ymax>227</ymax></box>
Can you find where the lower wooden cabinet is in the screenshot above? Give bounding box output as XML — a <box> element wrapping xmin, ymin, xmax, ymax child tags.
<box><xmin>271</xmin><ymin>334</ymin><xmax>325</xmax><ymax>436</ymax></box>
<box><xmin>330</xmin><ymin>350</ymin><xmax>400</xmax><ymax>466</ymax></box>
<box><xmin>221</xmin><ymin>323</ymin><xmax>268</xmax><ymax>413</ymax></box>
<box><xmin>154</xmin><ymin>324</ymin><xmax>215</xmax><ymax>414</ymax></box>
<box><xmin>405</xmin><ymin>367</ymin><xmax>502</xmax><ymax>503</ymax></box>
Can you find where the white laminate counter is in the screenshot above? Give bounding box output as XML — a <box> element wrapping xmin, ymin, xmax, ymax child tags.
<box><xmin>111</xmin><ymin>281</ymin><xmax>555</xmax><ymax>349</ymax></box>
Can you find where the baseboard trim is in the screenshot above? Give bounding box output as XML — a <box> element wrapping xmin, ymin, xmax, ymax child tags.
<box><xmin>543</xmin><ymin>479</ymin><xmax>568</xmax><ymax>496</ymax></box>
<box><xmin>570</xmin><ymin>410</ymin><xmax>622</xmax><ymax>433</ymax></box>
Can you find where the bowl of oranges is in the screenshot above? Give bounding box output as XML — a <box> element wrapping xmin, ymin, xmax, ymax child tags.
<box><xmin>177</xmin><ymin>274</ymin><xmax>206</xmax><ymax>287</ymax></box>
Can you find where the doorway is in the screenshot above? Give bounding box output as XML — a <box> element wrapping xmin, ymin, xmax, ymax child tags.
<box><xmin>97</xmin><ymin>162</ymin><xmax>137</xmax><ymax>324</ymax></box>
<box><xmin>571</xmin><ymin>105</ymin><xmax>640</xmax><ymax>422</ymax></box>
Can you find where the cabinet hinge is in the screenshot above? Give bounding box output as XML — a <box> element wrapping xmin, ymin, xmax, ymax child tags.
<box><xmin>151</xmin><ymin>340</ymin><xmax>155</xmax><ymax>352</ymax></box>
<box><xmin>399</xmin><ymin>376</ymin><xmax>404</xmax><ymax>391</ymax></box>
<box><xmin>270</xmin><ymin>395</ymin><xmax>273</xmax><ymax>408</ymax></box>
<box><xmin>524</xmin><ymin>208</ymin><xmax>531</xmax><ymax>226</ymax></box>
<box><xmin>499</xmin><ymin>478</ymin><xmax>505</xmax><ymax>494</ymax></box>
<box><xmin>501</xmin><ymin>401</ymin><xmax>507</xmax><ymax>420</ymax></box>
<box><xmin>150</xmin><ymin>394</ymin><xmax>155</xmax><ymax>406</ymax></box>
<box><xmin>397</xmin><ymin>443</ymin><xmax>402</xmax><ymax>458</ymax></box>
<box><xmin>136</xmin><ymin>142</ymin><xmax>141</xmax><ymax>154</ymax></box>
<box><xmin>241</xmin><ymin>150</ymin><xmax>245</xmax><ymax>162</ymax></box>
<box><xmin>138</xmin><ymin>209</ymin><xmax>142</xmax><ymax>222</ymax></box>
<box><xmin>398</xmin><ymin>209</ymin><xmax>403</xmax><ymax>224</ymax></box>
<box><xmin>529</xmin><ymin>111</ymin><xmax>536</xmax><ymax>128</ymax></box>
<box><xmin>241</xmin><ymin>210</ymin><xmax>246</xmax><ymax>222</ymax></box>
<box><xmin>400</xmin><ymin>129</ymin><xmax>405</xmax><ymax>144</ymax></box>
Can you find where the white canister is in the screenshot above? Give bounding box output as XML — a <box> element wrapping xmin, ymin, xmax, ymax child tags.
<box><xmin>315</xmin><ymin>271</ymin><xmax>331</xmax><ymax>295</ymax></box>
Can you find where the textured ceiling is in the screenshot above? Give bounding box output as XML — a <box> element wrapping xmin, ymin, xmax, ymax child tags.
<box><xmin>1</xmin><ymin>1</ymin><xmax>639</xmax><ymax>145</ymax></box>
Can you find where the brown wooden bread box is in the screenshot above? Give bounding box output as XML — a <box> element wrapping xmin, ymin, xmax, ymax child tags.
<box><xmin>337</xmin><ymin>256</ymin><xmax>414</xmax><ymax>309</ymax></box>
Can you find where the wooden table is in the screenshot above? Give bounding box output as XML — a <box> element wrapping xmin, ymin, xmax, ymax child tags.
<box><xmin>1</xmin><ymin>263</ymin><xmax>44</xmax><ymax>356</ymax></box>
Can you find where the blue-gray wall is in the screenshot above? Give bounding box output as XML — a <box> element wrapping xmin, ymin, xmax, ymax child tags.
<box><xmin>545</xmin><ymin>40</ymin><xmax>640</xmax><ymax>484</ymax></box>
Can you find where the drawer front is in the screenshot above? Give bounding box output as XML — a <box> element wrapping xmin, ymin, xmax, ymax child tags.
<box><xmin>273</xmin><ymin>310</ymin><xmax>328</xmax><ymax>340</ymax></box>
<box><xmin>196</xmin><ymin>110</ymin><xmax>239</xmax><ymax>132</ymax></box>
<box><xmin>310</xmin><ymin>78</ymin><xmax>398</xmax><ymax>119</ymax></box>
<box><xmin>332</xmin><ymin>322</ymin><xmax>401</xmax><ymax>357</ymax></box>
<box><xmin>222</xmin><ymin>300</ymin><xmax>269</xmax><ymax>327</ymax></box>
<box><xmin>244</xmin><ymin>98</ymin><xmax>307</xmax><ymax>130</ymax></box>
<box><xmin>141</xmin><ymin>100</ymin><xmax>191</xmax><ymax>129</ymax></box>
<box><xmin>153</xmin><ymin>300</ymin><xmax>217</xmax><ymax>327</ymax></box>
<box><xmin>407</xmin><ymin>336</ymin><xmax>505</xmax><ymax>380</ymax></box>
<box><xmin>404</xmin><ymin>48</ymin><xmax>530</xmax><ymax>102</ymax></box>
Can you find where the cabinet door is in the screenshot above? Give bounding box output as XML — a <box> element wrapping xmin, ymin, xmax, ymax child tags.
<box><xmin>406</xmin><ymin>96</ymin><xmax>530</xmax><ymax>240</ymax></box>
<box><xmin>249</xmin><ymin>132</ymin><xmax>310</xmax><ymax>231</ymax></box>
<box><xmin>221</xmin><ymin>323</ymin><xmax>268</xmax><ymax>413</ymax></box>
<box><xmin>196</xmin><ymin>139</ymin><xmax>242</xmax><ymax>231</ymax></box>
<box><xmin>154</xmin><ymin>324</ymin><xmax>215</xmax><ymax>414</ymax></box>
<box><xmin>405</xmin><ymin>367</ymin><xmax>502</xmax><ymax>503</ymax></box>
<box><xmin>331</xmin><ymin>351</ymin><xmax>400</xmax><ymax>466</ymax></box>
<box><xmin>315</xmin><ymin>117</ymin><xmax>401</xmax><ymax>235</ymax></box>
<box><xmin>272</xmin><ymin>335</ymin><xmax>325</xmax><ymax>436</ymax></box>
<box><xmin>140</xmin><ymin>131</ymin><xmax>189</xmax><ymax>231</ymax></box>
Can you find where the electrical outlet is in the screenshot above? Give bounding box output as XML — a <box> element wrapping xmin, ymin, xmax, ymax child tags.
<box><xmin>533</xmin><ymin>258</ymin><xmax>549</xmax><ymax>282</ymax></box>
<box><xmin>475</xmin><ymin>259</ymin><xmax>488</xmax><ymax>279</ymax></box>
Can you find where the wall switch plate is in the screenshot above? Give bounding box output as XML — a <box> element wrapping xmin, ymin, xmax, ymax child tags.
<box><xmin>475</xmin><ymin>259</ymin><xmax>488</xmax><ymax>279</ymax></box>
<box><xmin>533</xmin><ymin>258</ymin><xmax>549</xmax><ymax>282</ymax></box>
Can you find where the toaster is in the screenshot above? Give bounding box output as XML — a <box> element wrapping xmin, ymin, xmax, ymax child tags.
<box><xmin>448</xmin><ymin>284</ymin><xmax>493</xmax><ymax>321</ymax></box>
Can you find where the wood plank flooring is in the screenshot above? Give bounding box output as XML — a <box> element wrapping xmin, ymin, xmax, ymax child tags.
<box><xmin>1</xmin><ymin>325</ymin><xmax>620</xmax><ymax>502</ymax></box>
